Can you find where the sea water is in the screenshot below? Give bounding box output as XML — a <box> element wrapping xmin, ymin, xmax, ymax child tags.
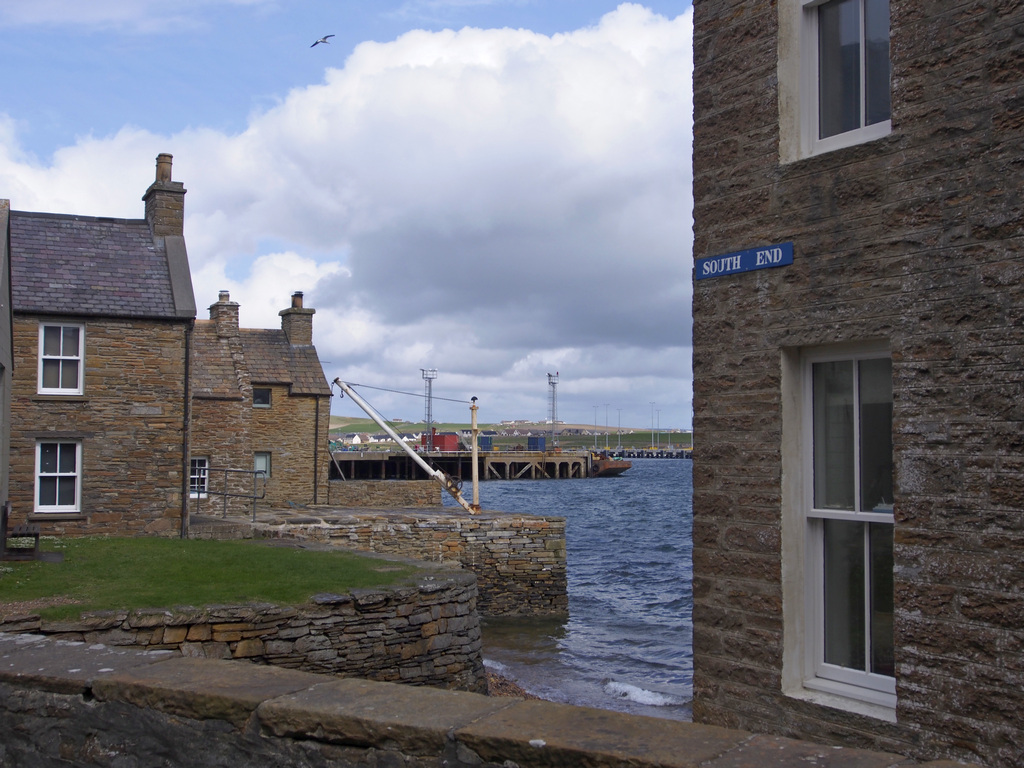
<box><xmin>445</xmin><ymin>458</ymin><xmax>693</xmax><ymax>721</ymax></box>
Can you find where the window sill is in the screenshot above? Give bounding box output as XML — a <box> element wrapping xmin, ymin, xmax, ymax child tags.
<box><xmin>32</xmin><ymin>394</ymin><xmax>88</xmax><ymax>402</ymax></box>
<box><xmin>29</xmin><ymin>512</ymin><xmax>86</xmax><ymax>521</ymax></box>
<box><xmin>788</xmin><ymin>681</ymin><xmax>896</xmax><ymax>722</ymax></box>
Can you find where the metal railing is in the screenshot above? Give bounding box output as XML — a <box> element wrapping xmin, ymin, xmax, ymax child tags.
<box><xmin>190</xmin><ymin>467</ymin><xmax>267</xmax><ymax>522</ymax></box>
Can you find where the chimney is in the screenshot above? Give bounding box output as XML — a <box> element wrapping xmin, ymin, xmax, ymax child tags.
<box><xmin>143</xmin><ymin>153</ymin><xmax>186</xmax><ymax>237</ymax></box>
<box><xmin>279</xmin><ymin>291</ymin><xmax>315</xmax><ymax>346</ymax></box>
<box><xmin>210</xmin><ymin>290</ymin><xmax>240</xmax><ymax>338</ymax></box>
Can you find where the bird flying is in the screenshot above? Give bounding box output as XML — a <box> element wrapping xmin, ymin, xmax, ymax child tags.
<box><xmin>311</xmin><ymin>35</ymin><xmax>335</xmax><ymax>47</ymax></box>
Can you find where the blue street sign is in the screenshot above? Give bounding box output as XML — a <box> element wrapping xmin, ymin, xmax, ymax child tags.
<box><xmin>695</xmin><ymin>241</ymin><xmax>794</xmax><ymax>280</ymax></box>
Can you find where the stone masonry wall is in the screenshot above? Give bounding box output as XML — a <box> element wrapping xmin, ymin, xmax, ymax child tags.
<box><xmin>9</xmin><ymin>316</ymin><xmax>189</xmax><ymax>536</ymax></box>
<box><xmin>190</xmin><ymin>395</ymin><xmax>254</xmax><ymax>519</ymax></box>
<box><xmin>251</xmin><ymin>386</ymin><xmax>330</xmax><ymax>507</ymax></box>
<box><xmin>0</xmin><ymin>569</ymin><xmax>485</xmax><ymax>693</ymax></box>
<box><xmin>691</xmin><ymin>1</ymin><xmax>1024</xmax><ymax>766</ymax></box>
<box><xmin>256</xmin><ymin>509</ymin><xmax>568</xmax><ymax>617</ymax></box>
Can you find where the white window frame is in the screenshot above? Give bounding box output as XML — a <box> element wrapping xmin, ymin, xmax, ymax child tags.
<box><xmin>37</xmin><ymin>323</ymin><xmax>85</xmax><ymax>395</ymax></box>
<box><xmin>778</xmin><ymin>0</ymin><xmax>891</xmax><ymax>161</ymax></box>
<box><xmin>190</xmin><ymin>457</ymin><xmax>209</xmax><ymax>499</ymax></box>
<box><xmin>35</xmin><ymin>441</ymin><xmax>82</xmax><ymax>514</ymax></box>
<box><xmin>781</xmin><ymin>342</ymin><xmax>896</xmax><ymax>718</ymax></box>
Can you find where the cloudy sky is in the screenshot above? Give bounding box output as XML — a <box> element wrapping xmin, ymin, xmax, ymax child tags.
<box><xmin>0</xmin><ymin>0</ymin><xmax>694</xmax><ymax>430</ymax></box>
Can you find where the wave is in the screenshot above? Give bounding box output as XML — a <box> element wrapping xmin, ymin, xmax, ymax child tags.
<box><xmin>483</xmin><ymin>658</ymin><xmax>509</xmax><ymax>674</ymax></box>
<box><xmin>603</xmin><ymin>680</ymin><xmax>688</xmax><ymax>707</ymax></box>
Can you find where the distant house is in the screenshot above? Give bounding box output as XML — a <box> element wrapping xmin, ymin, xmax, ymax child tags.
<box><xmin>5</xmin><ymin>154</ymin><xmax>196</xmax><ymax>536</ymax></box>
<box><xmin>190</xmin><ymin>290</ymin><xmax>331</xmax><ymax>517</ymax></box>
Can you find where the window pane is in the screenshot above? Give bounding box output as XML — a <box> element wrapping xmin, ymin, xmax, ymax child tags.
<box><xmin>818</xmin><ymin>0</ymin><xmax>861</xmax><ymax>138</ymax></box>
<box><xmin>39</xmin><ymin>477</ymin><xmax>57</xmax><ymax>506</ymax></box>
<box><xmin>859</xmin><ymin>357</ymin><xmax>893</xmax><ymax>511</ymax></box>
<box><xmin>190</xmin><ymin>459</ymin><xmax>208</xmax><ymax>493</ymax></box>
<box><xmin>870</xmin><ymin>523</ymin><xmax>895</xmax><ymax>676</ymax></box>
<box><xmin>62</xmin><ymin>326</ymin><xmax>81</xmax><ymax>357</ymax></box>
<box><xmin>60</xmin><ymin>360</ymin><xmax>79</xmax><ymax>390</ymax></box>
<box><xmin>42</xmin><ymin>359</ymin><xmax>61</xmax><ymax>389</ymax></box>
<box><xmin>823</xmin><ymin>519</ymin><xmax>866</xmax><ymax>670</ymax></box>
<box><xmin>813</xmin><ymin>360</ymin><xmax>855</xmax><ymax>510</ymax></box>
<box><xmin>57</xmin><ymin>443</ymin><xmax>77</xmax><ymax>474</ymax></box>
<box><xmin>254</xmin><ymin>453</ymin><xmax>270</xmax><ymax>477</ymax></box>
<box><xmin>253</xmin><ymin>388</ymin><xmax>271</xmax><ymax>407</ymax></box>
<box><xmin>43</xmin><ymin>326</ymin><xmax>62</xmax><ymax>356</ymax></box>
<box><xmin>57</xmin><ymin>476</ymin><xmax>77</xmax><ymax>506</ymax></box>
<box><xmin>39</xmin><ymin>443</ymin><xmax>58</xmax><ymax>473</ymax></box>
<box><xmin>864</xmin><ymin>0</ymin><xmax>891</xmax><ymax>126</ymax></box>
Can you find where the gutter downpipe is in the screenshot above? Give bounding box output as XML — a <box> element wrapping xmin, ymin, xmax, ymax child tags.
<box><xmin>333</xmin><ymin>378</ymin><xmax>477</xmax><ymax>514</ymax></box>
<box><xmin>313</xmin><ymin>395</ymin><xmax>321</xmax><ymax>504</ymax></box>
<box><xmin>180</xmin><ymin>320</ymin><xmax>194</xmax><ymax>539</ymax></box>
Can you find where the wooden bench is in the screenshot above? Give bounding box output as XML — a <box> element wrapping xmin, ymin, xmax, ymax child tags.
<box><xmin>1</xmin><ymin>503</ymin><xmax>41</xmax><ymax>561</ymax></box>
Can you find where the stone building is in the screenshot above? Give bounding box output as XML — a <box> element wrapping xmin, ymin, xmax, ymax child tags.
<box><xmin>189</xmin><ymin>290</ymin><xmax>331</xmax><ymax>518</ymax></box>
<box><xmin>5</xmin><ymin>155</ymin><xmax>197</xmax><ymax>536</ymax></box>
<box><xmin>0</xmin><ymin>202</ymin><xmax>13</xmax><ymax>517</ymax></box>
<box><xmin>690</xmin><ymin>1</ymin><xmax>1023</xmax><ymax>765</ymax></box>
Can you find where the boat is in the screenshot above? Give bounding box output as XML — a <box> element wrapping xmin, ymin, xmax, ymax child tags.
<box><xmin>590</xmin><ymin>451</ymin><xmax>632</xmax><ymax>477</ymax></box>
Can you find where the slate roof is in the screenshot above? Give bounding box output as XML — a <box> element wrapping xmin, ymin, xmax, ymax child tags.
<box><xmin>191</xmin><ymin>321</ymin><xmax>330</xmax><ymax>398</ymax></box>
<box><xmin>9</xmin><ymin>211</ymin><xmax>185</xmax><ymax>319</ymax></box>
<box><xmin>241</xmin><ymin>328</ymin><xmax>330</xmax><ymax>396</ymax></box>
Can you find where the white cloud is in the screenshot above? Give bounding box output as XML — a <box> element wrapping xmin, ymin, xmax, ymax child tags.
<box><xmin>0</xmin><ymin>4</ymin><xmax>694</xmax><ymax>426</ymax></box>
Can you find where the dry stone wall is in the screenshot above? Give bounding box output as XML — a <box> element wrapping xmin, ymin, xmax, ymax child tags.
<box><xmin>0</xmin><ymin>569</ymin><xmax>485</xmax><ymax>693</ymax></box>
<box><xmin>256</xmin><ymin>508</ymin><xmax>568</xmax><ymax>617</ymax></box>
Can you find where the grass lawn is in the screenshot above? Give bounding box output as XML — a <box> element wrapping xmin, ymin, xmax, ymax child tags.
<box><xmin>0</xmin><ymin>537</ymin><xmax>420</xmax><ymax>622</ymax></box>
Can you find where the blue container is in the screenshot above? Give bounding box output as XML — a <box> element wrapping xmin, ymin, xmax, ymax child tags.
<box><xmin>528</xmin><ymin>436</ymin><xmax>546</xmax><ymax>452</ymax></box>
<box><xmin>479</xmin><ymin>436</ymin><xmax>493</xmax><ymax>451</ymax></box>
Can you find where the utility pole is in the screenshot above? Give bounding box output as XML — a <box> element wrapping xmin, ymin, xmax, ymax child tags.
<box><xmin>422</xmin><ymin>368</ymin><xmax>437</xmax><ymax>451</ymax></box>
<box><xmin>548</xmin><ymin>372</ymin><xmax>559</xmax><ymax>446</ymax></box>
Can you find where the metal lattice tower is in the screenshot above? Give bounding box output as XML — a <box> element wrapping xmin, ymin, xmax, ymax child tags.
<box><xmin>422</xmin><ymin>368</ymin><xmax>438</xmax><ymax>450</ymax></box>
<box><xmin>547</xmin><ymin>372</ymin><xmax>558</xmax><ymax>444</ymax></box>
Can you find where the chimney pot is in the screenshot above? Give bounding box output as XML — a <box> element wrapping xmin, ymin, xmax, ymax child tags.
<box><xmin>156</xmin><ymin>153</ymin><xmax>173</xmax><ymax>182</ymax></box>
<box><xmin>292</xmin><ymin>291</ymin><xmax>304</xmax><ymax>309</ymax></box>
<box><xmin>219</xmin><ymin>290</ymin><xmax>231</xmax><ymax>302</ymax></box>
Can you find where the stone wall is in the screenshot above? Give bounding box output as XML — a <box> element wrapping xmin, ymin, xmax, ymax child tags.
<box><xmin>325</xmin><ymin>479</ymin><xmax>442</xmax><ymax>507</ymax></box>
<box><xmin>691</xmin><ymin>1</ymin><xmax>1024</xmax><ymax>765</ymax></box>
<box><xmin>0</xmin><ymin>569</ymin><xmax>485</xmax><ymax>693</ymax></box>
<box><xmin>251</xmin><ymin>385</ymin><xmax>331</xmax><ymax>507</ymax></box>
<box><xmin>255</xmin><ymin>508</ymin><xmax>568</xmax><ymax>617</ymax></box>
<box><xmin>0</xmin><ymin>633</ymin><xmax>974</xmax><ymax>768</ymax></box>
<box><xmin>9</xmin><ymin>316</ymin><xmax>189</xmax><ymax>536</ymax></box>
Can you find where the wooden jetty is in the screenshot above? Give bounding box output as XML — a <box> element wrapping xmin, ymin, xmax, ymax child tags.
<box><xmin>330</xmin><ymin>450</ymin><xmax>591</xmax><ymax>482</ymax></box>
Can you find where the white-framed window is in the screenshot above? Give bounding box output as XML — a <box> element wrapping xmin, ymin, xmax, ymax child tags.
<box><xmin>254</xmin><ymin>452</ymin><xmax>271</xmax><ymax>479</ymax></box>
<box><xmin>781</xmin><ymin>343</ymin><xmax>895</xmax><ymax>718</ymax></box>
<box><xmin>253</xmin><ymin>387</ymin><xmax>272</xmax><ymax>408</ymax></box>
<box><xmin>190</xmin><ymin>457</ymin><xmax>209</xmax><ymax>498</ymax></box>
<box><xmin>38</xmin><ymin>323</ymin><xmax>84</xmax><ymax>395</ymax></box>
<box><xmin>35</xmin><ymin>441</ymin><xmax>81</xmax><ymax>513</ymax></box>
<box><xmin>779</xmin><ymin>0</ymin><xmax>891</xmax><ymax>160</ymax></box>
<box><xmin>797</xmin><ymin>345</ymin><xmax>895</xmax><ymax>711</ymax></box>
